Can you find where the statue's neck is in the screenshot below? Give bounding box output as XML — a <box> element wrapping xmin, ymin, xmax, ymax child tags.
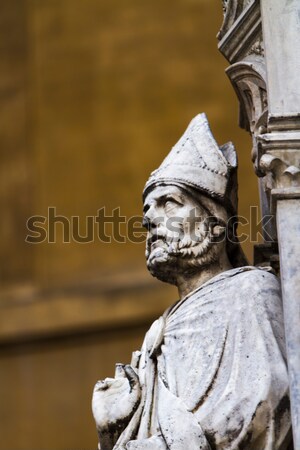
<box><xmin>176</xmin><ymin>253</ymin><xmax>232</xmax><ymax>300</ymax></box>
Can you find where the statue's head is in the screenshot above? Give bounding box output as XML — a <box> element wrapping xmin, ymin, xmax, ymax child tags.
<box><xmin>142</xmin><ymin>113</ymin><xmax>247</xmax><ymax>285</ymax></box>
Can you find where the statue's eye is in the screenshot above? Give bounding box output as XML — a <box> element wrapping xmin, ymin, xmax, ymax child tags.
<box><xmin>164</xmin><ymin>198</ymin><xmax>182</xmax><ymax>214</ymax></box>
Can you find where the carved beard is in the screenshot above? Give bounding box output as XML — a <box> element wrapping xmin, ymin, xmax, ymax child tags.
<box><xmin>145</xmin><ymin>223</ymin><xmax>220</xmax><ymax>285</ymax></box>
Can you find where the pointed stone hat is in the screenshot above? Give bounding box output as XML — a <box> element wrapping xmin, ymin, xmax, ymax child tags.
<box><xmin>143</xmin><ymin>113</ymin><xmax>238</xmax><ymax>214</ymax></box>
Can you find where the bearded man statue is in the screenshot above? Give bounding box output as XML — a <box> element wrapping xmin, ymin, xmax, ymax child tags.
<box><xmin>92</xmin><ymin>114</ymin><xmax>292</xmax><ymax>450</ymax></box>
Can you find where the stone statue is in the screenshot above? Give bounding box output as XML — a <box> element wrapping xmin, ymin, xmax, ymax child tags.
<box><xmin>92</xmin><ymin>114</ymin><xmax>291</xmax><ymax>449</ymax></box>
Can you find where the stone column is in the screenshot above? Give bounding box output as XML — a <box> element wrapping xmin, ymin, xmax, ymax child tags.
<box><xmin>218</xmin><ymin>0</ymin><xmax>300</xmax><ymax>446</ymax></box>
<box><xmin>259</xmin><ymin>1</ymin><xmax>300</xmax><ymax>446</ymax></box>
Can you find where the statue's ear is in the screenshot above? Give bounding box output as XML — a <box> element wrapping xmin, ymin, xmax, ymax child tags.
<box><xmin>211</xmin><ymin>223</ymin><xmax>226</xmax><ymax>238</ymax></box>
<box><xmin>220</xmin><ymin>141</ymin><xmax>237</xmax><ymax>168</ymax></box>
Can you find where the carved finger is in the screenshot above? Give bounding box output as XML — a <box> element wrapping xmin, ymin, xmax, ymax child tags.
<box><xmin>131</xmin><ymin>351</ymin><xmax>141</xmax><ymax>369</ymax></box>
<box><xmin>115</xmin><ymin>363</ymin><xmax>126</xmax><ymax>379</ymax></box>
<box><xmin>94</xmin><ymin>377</ymin><xmax>114</xmax><ymax>391</ymax></box>
<box><xmin>123</xmin><ymin>365</ymin><xmax>140</xmax><ymax>391</ymax></box>
<box><xmin>94</xmin><ymin>380</ymin><xmax>108</xmax><ymax>392</ymax></box>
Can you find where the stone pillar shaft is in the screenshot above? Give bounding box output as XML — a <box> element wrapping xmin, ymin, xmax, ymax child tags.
<box><xmin>218</xmin><ymin>0</ymin><xmax>300</xmax><ymax>443</ymax></box>
<box><xmin>260</xmin><ymin>0</ymin><xmax>300</xmax><ymax>120</ymax></box>
<box><xmin>277</xmin><ymin>200</ymin><xmax>300</xmax><ymax>448</ymax></box>
<box><xmin>260</xmin><ymin>1</ymin><xmax>300</xmax><ymax>447</ymax></box>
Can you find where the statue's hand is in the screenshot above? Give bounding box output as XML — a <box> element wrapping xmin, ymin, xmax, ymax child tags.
<box><xmin>92</xmin><ymin>364</ymin><xmax>141</xmax><ymax>450</ymax></box>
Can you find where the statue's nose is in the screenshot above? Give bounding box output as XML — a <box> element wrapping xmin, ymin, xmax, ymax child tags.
<box><xmin>142</xmin><ymin>216</ymin><xmax>159</xmax><ymax>231</ymax></box>
<box><xmin>142</xmin><ymin>217</ymin><xmax>152</xmax><ymax>231</ymax></box>
<box><xmin>143</xmin><ymin>207</ymin><xmax>163</xmax><ymax>231</ymax></box>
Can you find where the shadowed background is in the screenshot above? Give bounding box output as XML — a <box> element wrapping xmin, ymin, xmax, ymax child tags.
<box><xmin>0</xmin><ymin>0</ymin><xmax>258</xmax><ymax>449</ymax></box>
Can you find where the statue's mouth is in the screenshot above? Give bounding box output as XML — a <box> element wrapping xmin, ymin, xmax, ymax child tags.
<box><xmin>151</xmin><ymin>238</ymin><xmax>166</xmax><ymax>249</ymax></box>
<box><xmin>146</xmin><ymin>236</ymin><xmax>169</xmax><ymax>263</ymax></box>
<box><xmin>149</xmin><ymin>233</ymin><xmax>167</xmax><ymax>244</ymax></box>
<box><xmin>147</xmin><ymin>233</ymin><xmax>169</xmax><ymax>253</ymax></box>
<box><xmin>149</xmin><ymin>245</ymin><xmax>166</xmax><ymax>258</ymax></box>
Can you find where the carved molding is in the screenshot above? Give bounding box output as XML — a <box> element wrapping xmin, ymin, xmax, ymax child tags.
<box><xmin>218</xmin><ymin>0</ymin><xmax>262</xmax><ymax>63</ymax></box>
<box><xmin>226</xmin><ymin>55</ymin><xmax>267</xmax><ymax>173</ymax></box>
<box><xmin>268</xmin><ymin>115</ymin><xmax>300</xmax><ymax>132</ymax></box>
<box><xmin>258</xmin><ymin>132</ymin><xmax>300</xmax><ymax>181</ymax></box>
<box><xmin>257</xmin><ymin>133</ymin><xmax>300</xmax><ymax>214</ymax></box>
<box><xmin>226</xmin><ymin>56</ymin><xmax>266</xmax><ymax>132</ymax></box>
<box><xmin>218</xmin><ymin>0</ymin><xmax>255</xmax><ymax>41</ymax></box>
<box><xmin>219</xmin><ymin>0</ymin><xmax>300</xmax><ymax>255</ymax></box>
<box><xmin>270</xmin><ymin>187</ymin><xmax>300</xmax><ymax>215</ymax></box>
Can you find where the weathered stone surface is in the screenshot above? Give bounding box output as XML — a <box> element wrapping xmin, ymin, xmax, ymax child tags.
<box><xmin>92</xmin><ymin>115</ymin><xmax>291</xmax><ymax>449</ymax></box>
<box><xmin>218</xmin><ymin>0</ymin><xmax>300</xmax><ymax>447</ymax></box>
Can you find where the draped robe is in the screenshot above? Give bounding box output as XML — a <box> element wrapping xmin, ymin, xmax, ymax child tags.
<box><xmin>114</xmin><ymin>267</ymin><xmax>291</xmax><ymax>450</ymax></box>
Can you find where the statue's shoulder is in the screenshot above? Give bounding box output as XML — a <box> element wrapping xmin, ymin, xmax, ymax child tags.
<box><xmin>196</xmin><ymin>266</ymin><xmax>280</xmax><ymax>296</ymax></box>
<box><xmin>224</xmin><ymin>265</ymin><xmax>279</xmax><ymax>288</ymax></box>
<box><xmin>196</xmin><ymin>266</ymin><xmax>281</xmax><ymax>307</ymax></box>
<box><xmin>226</xmin><ymin>266</ymin><xmax>281</xmax><ymax>309</ymax></box>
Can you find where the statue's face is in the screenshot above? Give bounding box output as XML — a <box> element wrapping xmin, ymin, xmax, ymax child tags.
<box><xmin>143</xmin><ymin>185</ymin><xmax>226</xmax><ymax>285</ymax></box>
